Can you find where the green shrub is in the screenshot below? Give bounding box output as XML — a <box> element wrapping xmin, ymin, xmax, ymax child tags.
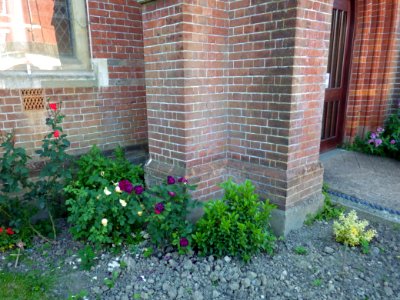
<box><xmin>193</xmin><ymin>179</ymin><xmax>276</xmax><ymax>262</ymax></box>
<box><xmin>65</xmin><ymin>180</ymin><xmax>146</xmax><ymax>246</ymax></box>
<box><xmin>333</xmin><ymin>210</ymin><xmax>376</xmax><ymax>247</ymax></box>
<box><xmin>65</xmin><ymin>145</ymin><xmax>145</xmax><ymax>247</ymax></box>
<box><xmin>143</xmin><ymin>176</ymin><xmax>198</xmax><ymax>254</ymax></box>
<box><xmin>72</xmin><ymin>145</ymin><xmax>144</xmax><ymax>191</ymax></box>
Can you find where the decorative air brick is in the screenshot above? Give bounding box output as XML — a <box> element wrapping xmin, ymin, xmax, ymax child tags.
<box><xmin>21</xmin><ymin>89</ymin><xmax>45</xmax><ymax>111</ymax></box>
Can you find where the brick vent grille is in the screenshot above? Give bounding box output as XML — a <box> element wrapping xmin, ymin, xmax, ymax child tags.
<box><xmin>21</xmin><ymin>89</ymin><xmax>45</xmax><ymax>111</ymax></box>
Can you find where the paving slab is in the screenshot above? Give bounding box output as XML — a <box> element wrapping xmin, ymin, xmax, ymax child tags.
<box><xmin>320</xmin><ymin>149</ymin><xmax>400</xmax><ymax>220</ymax></box>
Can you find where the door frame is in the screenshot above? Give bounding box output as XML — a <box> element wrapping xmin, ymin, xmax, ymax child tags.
<box><xmin>320</xmin><ymin>0</ymin><xmax>356</xmax><ymax>152</ymax></box>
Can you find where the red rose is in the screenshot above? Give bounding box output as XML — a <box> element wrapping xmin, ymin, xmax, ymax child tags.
<box><xmin>49</xmin><ymin>103</ymin><xmax>57</xmax><ymax>111</ymax></box>
<box><xmin>6</xmin><ymin>228</ymin><xmax>14</xmax><ymax>235</ymax></box>
<box><xmin>54</xmin><ymin>130</ymin><xmax>60</xmax><ymax>138</ymax></box>
<box><xmin>0</xmin><ymin>227</ymin><xmax>3</xmax><ymax>234</ymax></box>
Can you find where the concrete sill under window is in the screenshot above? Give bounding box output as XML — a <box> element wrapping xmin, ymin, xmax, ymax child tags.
<box><xmin>0</xmin><ymin>70</ymin><xmax>98</xmax><ymax>89</ymax></box>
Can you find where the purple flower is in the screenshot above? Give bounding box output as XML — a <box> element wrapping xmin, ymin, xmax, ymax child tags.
<box><xmin>154</xmin><ymin>202</ymin><xmax>165</xmax><ymax>214</ymax></box>
<box><xmin>367</xmin><ymin>139</ymin><xmax>374</xmax><ymax>144</ymax></box>
<box><xmin>374</xmin><ymin>139</ymin><xmax>382</xmax><ymax>147</ymax></box>
<box><xmin>377</xmin><ymin>127</ymin><xmax>384</xmax><ymax>133</ymax></box>
<box><xmin>119</xmin><ymin>180</ymin><xmax>134</xmax><ymax>194</ymax></box>
<box><xmin>179</xmin><ymin>237</ymin><xmax>189</xmax><ymax>247</ymax></box>
<box><xmin>134</xmin><ymin>185</ymin><xmax>144</xmax><ymax>195</ymax></box>
<box><xmin>168</xmin><ymin>191</ymin><xmax>176</xmax><ymax>197</ymax></box>
<box><xmin>370</xmin><ymin>132</ymin><xmax>377</xmax><ymax>139</ymax></box>
<box><xmin>390</xmin><ymin>139</ymin><xmax>396</xmax><ymax>145</ymax></box>
<box><xmin>178</xmin><ymin>177</ymin><xmax>188</xmax><ymax>184</ymax></box>
<box><xmin>167</xmin><ymin>176</ymin><xmax>176</xmax><ymax>185</ymax></box>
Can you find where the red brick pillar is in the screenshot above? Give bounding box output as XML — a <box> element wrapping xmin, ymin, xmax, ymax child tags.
<box><xmin>138</xmin><ymin>0</ymin><xmax>229</xmax><ymax>200</ymax></box>
<box><xmin>138</xmin><ymin>0</ymin><xmax>332</xmax><ymax>235</ymax></box>
<box><xmin>226</xmin><ymin>0</ymin><xmax>332</xmax><ymax>234</ymax></box>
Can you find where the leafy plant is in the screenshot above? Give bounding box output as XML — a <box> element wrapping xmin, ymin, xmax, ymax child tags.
<box><xmin>65</xmin><ymin>145</ymin><xmax>145</xmax><ymax>247</ymax></box>
<box><xmin>65</xmin><ymin>180</ymin><xmax>146</xmax><ymax>247</ymax></box>
<box><xmin>143</xmin><ymin>176</ymin><xmax>198</xmax><ymax>254</ymax></box>
<box><xmin>305</xmin><ymin>184</ymin><xmax>344</xmax><ymax>225</ymax></box>
<box><xmin>333</xmin><ymin>210</ymin><xmax>377</xmax><ymax>247</ymax></box>
<box><xmin>28</xmin><ymin>100</ymin><xmax>72</xmax><ymax>239</ymax></box>
<box><xmin>360</xmin><ymin>238</ymin><xmax>370</xmax><ymax>255</ymax></box>
<box><xmin>294</xmin><ymin>246</ymin><xmax>308</xmax><ymax>255</ymax></box>
<box><xmin>0</xmin><ymin>130</ymin><xmax>30</xmax><ymax>193</ymax></box>
<box><xmin>348</xmin><ymin>108</ymin><xmax>400</xmax><ymax>160</ymax></box>
<box><xmin>78</xmin><ymin>245</ymin><xmax>96</xmax><ymax>271</ymax></box>
<box><xmin>72</xmin><ymin>145</ymin><xmax>144</xmax><ymax>191</ymax></box>
<box><xmin>104</xmin><ymin>270</ymin><xmax>120</xmax><ymax>289</ymax></box>
<box><xmin>193</xmin><ymin>179</ymin><xmax>276</xmax><ymax>262</ymax></box>
<box><xmin>0</xmin><ymin>131</ymin><xmax>35</xmax><ymax>236</ymax></box>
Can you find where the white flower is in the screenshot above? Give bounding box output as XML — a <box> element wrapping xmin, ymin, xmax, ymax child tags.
<box><xmin>115</xmin><ymin>186</ymin><xmax>122</xmax><ymax>193</ymax></box>
<box><xmin>104</xmin><ymin>187</ymin><xmax>112</xmax><ymax>196</ymax></box>
<box><xmin>119</xmin><ymin>199</ymin><xmax>127</xmax><ymax>207</ymax></box>
<box><xmin>137</xmin><ymin>211</ymin><xmax>143</xmax><ymax>217</ymax></box>
<box><xmin>101</xmin><ymin>218</ymin><xmax>108</xmax><ymax>226</ymax></box>
<box><xmin>100</xmin><ymin>171</ymin><xmax>105</xmax><ymax>177</ymax></box>
<box><xmin>140</xmin><ymin>231</ymin><xmax>149</xmax><ymax>239</ymax></box>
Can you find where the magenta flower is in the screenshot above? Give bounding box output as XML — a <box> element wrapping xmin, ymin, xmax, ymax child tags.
<box><xmin>167</xmin><ymin>176</ymin><xmax>176</xmax><ymax>185</ymax></box>
<box><xmin>119</xmin><ymin>180</ymin><xmax>134</xmax><ymax>194</ymax></box>
<box><xmin>134</xmin><ymin>185</ymin><xmax>144</xmax><ymax>195</ymax></box>
<box><xmin>374</xmin><ymin>139</ymin><xmax>382</xmax><ymax>147</ymax></box>
<box><xmin>168</xmin><ymin>191</ymin><xmax>176</xmax><ymax>197</ymax></box>
<box><xmin>180</xmin><ymin>237</ymin><xmax>189</xmax><ymax>247</ymax></box>
<box><xmin>178</xmin><ymin>177</ymin><xmax>188</xmax><ymax>184</ymax></box>
<box><xmin>154</xmin><ymin>202</ymin><xmax>165</xmax><ymax>214</ymax></box>
<box><xmin>390</xmin><ymin>140</ymin><xmax>396</xmax><ymax>145</ymax></box>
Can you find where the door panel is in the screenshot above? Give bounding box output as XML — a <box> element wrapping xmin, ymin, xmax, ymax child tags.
<box><xmin>320</xmin><ymin>0</ymin><xmax>353</xmax><ymax>151</ymax></box>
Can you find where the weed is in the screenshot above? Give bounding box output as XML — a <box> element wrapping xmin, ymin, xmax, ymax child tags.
<box><xmin>143</xmin><ymin>247</ymin><xmax>153</xmax><ymax>258</ymax></box>
<box><xmin>312</xmin><ymin>278</ymin><xmax>322</xmax><ymax>287</ymax></box>
<box><xmin>293</xmin><ymin>246</ymin><xmax>308</xmax><ymax>255</ymax></box>
<box><xmin>120</xmin><ymin>260</ymin><xmax>128</xmax><ymax>269</ymax></box>
<box><xmin>305</xmin><ymin>184</ymin><xmax>344</xmax><ymax>225</ymax></box>
<box><xmin>360</xmin><ymin>239</ymin><xmax>370</xmax><ymax>254</ymax></box>
<box><xmin>78</xmin><ymin>245</ymin><xmax>96</xmax><ymax>271</ymax></box>
<box><xmin>133</xmin><ymin>293</ymin><xmax>141</xmax><ymax>299</ymax></box>
<box><xmin>67</xmin><ymin>290</ymin><xmax>88</xmax><ymax>300</ymax></box>
<box><xmin>104</xmin><ymin>270</ymin><xmax>120</xmax><ymax>289</ymax></box>
<box><xmin>0</xmin><ymin>270</ymin><xmax>56</xmax><ymax>300</ymax></box>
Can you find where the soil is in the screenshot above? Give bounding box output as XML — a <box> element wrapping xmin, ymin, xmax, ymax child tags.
<box><xmin>1</xmin><ymin>219</ymin><xmax>399</xmax><ymax>300</ymax></box>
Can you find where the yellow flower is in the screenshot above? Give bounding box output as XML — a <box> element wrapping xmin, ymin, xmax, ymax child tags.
<box><xmin>137</xmin><ymin>211</ymin><xmax>143</xmax><ymax>217</ymax></box>
<box><xmin>119</xmin><ymin>199</ymin><xmax>127</xmax><ymax>207</ymax></box>
<box><xmin>104</xmin><ymin>187</ymin><xmax>112</xmax><ymax>196</ymax></box>
<box><xmin>101</xmin><ymin>218</ymin><xmax>108</xmax><ymax>226</ymax></box>
<box><xmin>115</xmin><ymin>186</ymin><xmax>122</xmax><ymax>193</ymax></box>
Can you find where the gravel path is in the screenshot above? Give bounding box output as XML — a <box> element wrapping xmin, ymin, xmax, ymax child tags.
<box><xmin>1</xmin><ymin>219</ymin><xmax>399</xmax><ymax>300</ymax></box>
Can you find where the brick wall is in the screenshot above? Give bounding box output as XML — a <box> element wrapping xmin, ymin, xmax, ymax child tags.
<box><xmin>0</xmin><ymin>0</ymin><xmax>147</xmax><ymax>157</ymax></box>
<box><xmin>345</xmin><ymin>0</ymin><xmax>400</xmax><ymax>140</ymax></box>
<box><xmin>142</xmin><ymin>0</ymin><xmax>229</xmax><ymax>199</ymax></box>
<box><xmin>140</xmin><ymin>0</ymin><xmax>330</xmax><ymax>233</ymax></box>
<box><xmin>226</xmin><ymin>0</ymin><xmax>330</xmax><ymax>210</ymax></box>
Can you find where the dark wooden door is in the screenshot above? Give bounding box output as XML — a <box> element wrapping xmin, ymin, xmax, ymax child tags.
<box><xmin>320</xmin><ymin>0</ymin><xmax>353</xmax><ymax>151</ymax></box>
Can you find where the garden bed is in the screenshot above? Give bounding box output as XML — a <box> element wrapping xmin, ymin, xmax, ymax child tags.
<box><xmin>1</xmin><ymin>218</ymin><xmax>399</xmax><ymax>300</ymax></box>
